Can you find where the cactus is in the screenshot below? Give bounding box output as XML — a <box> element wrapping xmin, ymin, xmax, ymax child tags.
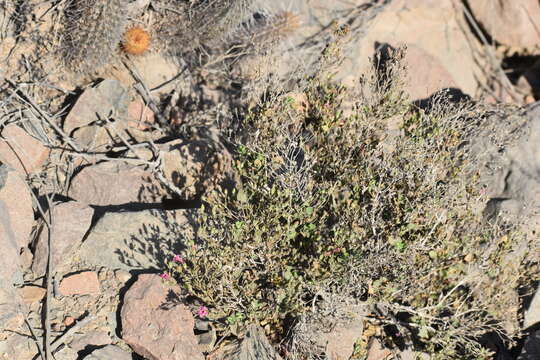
<box><xmin>190</xmin><ymin>0</ymin><xmax>254</xmax><ymax>45</ymax></box>
<box><xmin>61</xmin><ymin>0</ymin><xmax>127</xmax><ymax>74</ymax></box>
<box><xmin>154</xmin><ymin>0</ymin><xmax>255</xmax><ymax>54</ymax></box>
<box><xmin>237</xmin><ymin>11</ymin><xmax>300</xmax><ymax>52</ymax></box>
<box><xmin>12</xmin><ymin>0</ymin><xmax>32</xmax><ymax>36</ymax></box>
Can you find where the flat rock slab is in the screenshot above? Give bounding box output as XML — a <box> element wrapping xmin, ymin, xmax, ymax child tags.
<box><xmin>0</xmin><ymin>164</ymin><xmax>33</xmax><ymax>251</ymax></box>
<box><xmin>17</xmin><ymin>285</ymin><xmax>46</xmax><ymax>305</ymax></box>
<box><xmin>77</xmin><ymin>209</ymin><xmax>192</xmax><ymax>272</ymax></box>
<box><xmin>68</xmin><ymin>161</ymin><xmax>162</xmax><ymax>206</ymax></box>
<box><xmin>59</xmin><ymin>271</ymin><xmax>101</xmax><ymax>296</ymax></box>
<box><xmin>0</xmin><ymin>124</ymin><xmax>49</xmax><ymax>175</ymax></box>
<box><xmin>69</xmin><ymin>331</ymin><xmax>111</xmax><ymax>352</ymax></box>
<box><xmin>83</xmin><ymin>345</ymin><xmax>132</xmax><ymax>360</ymax></box>
<box><xmin>121</xmin><ymin>274</ymin><xmax>204</xmax><ymax>360</ymax></box>
<box><xmin>32</xmin><ymin>201</ymin><xmax>94</xmax><ymax>277</ymax></box>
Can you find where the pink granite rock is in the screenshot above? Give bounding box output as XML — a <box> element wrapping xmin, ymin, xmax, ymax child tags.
<box><xmin>59</xmin><ymin>271</ymin><xmax>100</xmax><ymax>296</ymax></box>
<box><xmin>0</xmin><ymin>164</ymin><xmax>33</xmax><ymax>250</ymax></box>
<box><xmin>69</xmin><ymin>331</ymin><xmax>111</xmax><ymax>352</ymax></box>
<box><xmin>31</xmin><ymin>201</ymin><xmax>94</xmax><ymax>276</ymax></box>
<box><xmin>0</xmin><ymin>124</ymin><xmax>49</xmax><ymax>175</ymax></box>
<box><xmin>68</xmin><ymin>161</ymin><xmax>161</xmax><ymax>206</ymax></box>
<box><xmin>468</xmin><ymin>0</ymin><xmax>540</xmax><ymax>50</ymax></box>
<box><xmin>127</xmin><ymin>99</ymin><xmax>155</xmax><ymax>130</ymax></box>
<box><xmin>17</xmin><ymin>285</ymin><xmax>46</xmax><ymax>305</ymax></box>
<box><xmin>121</xmin><ymin>274</ymin><xmax>204</xmax><ymax>360</ymax></box>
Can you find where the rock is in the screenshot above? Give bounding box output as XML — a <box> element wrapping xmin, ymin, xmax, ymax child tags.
<box><xmin>518</xmin><ymin>58</ymin><xmax>540</xmax><ymax>99</ymax></box>
<box><xmin>59</xmin><ymin>271</ymin><xmax>100</xmax><ymax>296</ymax></box>
<box><xmin>127</xmin><ymin>99</ymin><xmax>155</xmax><ymax>130</ymax></box>
<box><xmin>0</xmin><ymin>124</ymin><xmax>50</xmax><ymax>175</ymax></box>
<box><xmin>121</xmin><ymin>274</ymin><xmax>204</xmax><ymax>360</ymax></box>
<box><xmin>0</xmin><ymin>333</ymin><xmax>36</xmax><ymax>360</ymax></box>
<box><xmin>133</xmin><ymin>54</ymin><xmax>178</xmax><ymax>96</ymax></box>
<box><xmin>0</xmin><ymin>280</ymin><xmax>23</xmax><ymax>340</ymax></box>
<box><xmin>114</xmin><ymin>269</ymin><xmax>132</xmax><ymax>284</ymax></box>
<box><xmin>68</xmin><ymin>161</ymin><xmax>161</xmax><ymax>206</ymax></box>
<box><xmin>64</xmin><ymin>79</ymin><xmax>128</xmax><ymax>135</ymax></box>
<box><xmin>524</xmin><ymin>287</ymin><xmax>540</xmax><ymax>329</ymax></box>
<box><xmin>336</xmin><ymin>0</ymin><xmax>484</xmax><ymax>100</ymax></box>
<box><xmin>366</xmin><ymin>339</ymin><xmax>392</xmax><ymax>360</ymax></box>
<box><xmin>400</xmin><ymin>45</ymin><xmax>458</xmax><ymax>102</ymax></box>
<box><xmin>83</xmin><ymin>345</ymin><xmax>133</xmax><ymax>360</ymax></box>
<box><xmin>468</xmin><ymin>0</ymin><xmax>540</xmax><ymax>50</ymax></box>
<box><xmin>210</xmin><ymin>324</ymin><xmax>282</xmax><ymax>360</ymax></box>
<box><xmin>63</xmin><ymin>316</ymin><xmax>75</xmax><ymax>327</ymax></box>
<box><xmin>53</xmin><ymin>345</ymin><xmax>78</xmax><ymax>360</ymax></box>
<box><xmin>478</xmin><ymin>102</ymin><xmax>540</xmax><ymax>232</ymax></box>
<box><xmin>19</xmin><ymin>247</ymin><xmax>33</xmax><ymax>271</ymax></box>
<box><xmin>69</xmin><ymin>331</ymin><xmax>111</xmax><ymax>352</ymax></box>
<box><xmin>196</xmin><ymin>322</ymin><xmax>217</xmax><ymax>353</ymax></box>
<box><xmin>63</xmin><ymin>79</ymin><xmax>129</xmax><ymax>151</ymax></box>
<box><xmin>0</xmin><ymin>164</ymin><xmax>34</xmax><ymax>250</ymax></box>
<box><xmin>17</xmin><ymin>285</ymin><xmax>46</xmax><ymax>305</ymax></box>
<box><xmin>78</xmin><ymin>209</ymin><xmax>191</xmax><ymax>271</ymax></box>
<box><xmin>0</xmin><ymin>166</ymin><xmax>27</xmax><ymax>337</ymax></box>
<box><xmin>161</xmin><ymin>138</ymin><xmax>231</xmax><ymax>198</ymax></box>
<box><xmin>315</xmin><ymin>314</ymin><xmax>365</xmax><ymax>360</ymax></box>
<box><xmin>517</xmin><ymin>330</ymin><xmax>540</xmax><ymax>360</ymax></box>
<box><xmin>31</xmin><ymin>201</ymin><xmax>94</xmax><ymax>277</ymax></box>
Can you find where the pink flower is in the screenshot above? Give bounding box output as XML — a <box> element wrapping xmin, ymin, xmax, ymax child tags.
<box><xmin>159</xmin><ymin>273</ymin><xmax>170</xmax><ymax>280</ymax></box>
<box><xmin>173</xmin><ymin>254</ymin><xmax>184</xmax><ymax>263</ymax></box>
<box><xmin>197</xmin><ymin>306</ymin><xmax>209</xmax><ymax>319</ymax></box>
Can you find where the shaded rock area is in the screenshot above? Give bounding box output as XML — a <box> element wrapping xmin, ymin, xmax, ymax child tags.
<box><xmin>525</xmin><ymin>287</ymin><xmax>540</xmax><ymax>330</ymax></box>
<box><xmin>78</xmin><ymin>209</ymin><xmax>192</xmax><ymax>272</ymax></box>
<box><xmin>473</xmin><ymin>102</ymin><xmax>540</xmax><ymax>234</ymax></box>
<box><xmin>121</xmin><ymin>274</ymin><xmax>204</xmax><ymax>360</ymax></box>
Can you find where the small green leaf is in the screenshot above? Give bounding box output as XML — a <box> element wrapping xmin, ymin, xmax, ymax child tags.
<box><xmin>418</xmin><ymin>326</ymin><xmax>430</xmax><ymax>339</ymax></box>
<box><xmin>237</xmin><ymin>190</ymin><xmax>248</xmax><ymax>203</ymax></box>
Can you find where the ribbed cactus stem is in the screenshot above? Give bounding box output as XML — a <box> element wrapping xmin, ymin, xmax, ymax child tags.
<box><xmin>62</xmin><ymin>0</ymin><xmax>127</xmax><ymax>74</ymax></box>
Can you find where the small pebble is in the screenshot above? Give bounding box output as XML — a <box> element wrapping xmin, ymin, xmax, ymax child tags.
<box><xmin>63</xmin><ymin>316</ymin><xmax>75</xmax><ymax>327</ymax></box>
<box><xmin>114</xmin><ymin>269</ymin><xmax>131</xmax><ymax>284</ymax></box>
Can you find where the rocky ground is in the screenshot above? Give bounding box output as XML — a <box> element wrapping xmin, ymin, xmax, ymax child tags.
<box><xmin>1</xmin><ymin>0</ymin><xmax>540</xmax><ymax>359</ymax></box>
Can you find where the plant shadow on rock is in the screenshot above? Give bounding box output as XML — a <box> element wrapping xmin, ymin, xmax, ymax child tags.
<box><xmin>112</xmin><ymin>208</ymin><xmax>198</xmax><ymax>272</ymax></box>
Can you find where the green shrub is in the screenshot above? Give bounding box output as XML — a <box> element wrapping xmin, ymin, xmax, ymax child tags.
<box><xmin>165</xmin><ymin>47</ymin><xmax>531</xmax><ymax>358</ymax></box>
